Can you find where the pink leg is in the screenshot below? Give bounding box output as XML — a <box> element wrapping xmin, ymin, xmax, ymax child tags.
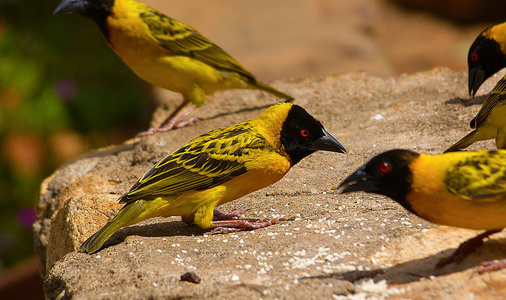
<box><xmin>173</xmin><ymin>117</ymin><xmax>199</xmax><ymax>128</ymax></box>
<box><xmin>213</xmin><ymin>206</ymin><xmax>248</xmax><ymax>221</ymax></box>
<box><xmin>478</xmin><ymin>259</ymin><xmax>506</xmax><ymax>274</ymax></box>
<box><xmin>211</xmin><ymin>218</ymin><xmax>283</xmax><ymax>234</ymax></box>
<box><xmin>137</xmin><ymin>104</ymin><xmax>197</xmax><ymax>136</ymax></box>
<box><xmin>436</xmin><ymin>230</ymin><xmax>501</xmax><ymax>268</ymax></box>
<box><xmin>159</xmin><ymin>104</ymin><xmax>197</xmax><ymax>129</ymax></box>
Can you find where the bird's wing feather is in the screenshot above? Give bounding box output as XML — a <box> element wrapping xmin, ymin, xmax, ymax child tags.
<box><xmin>139</xmin><ymin>8</ymin><xmax>255</xmax><ymax>81</ymax></box>
<box><xmin>119</xmin><ymin>125</ymin><xmax>272</xmax><ymax>203</ymax></box>
<box><xmin>445</xmin><ymin>151</ymin><xmax>506</xmax><ymax>199</ymax></box>
<box><xmin>472</xmin><ymin>75</ymin><xmax>506</xmax><ymax>128</ymax></box>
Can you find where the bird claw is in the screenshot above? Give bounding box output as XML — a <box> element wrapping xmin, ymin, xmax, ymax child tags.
<box><xmin>136</xmin><ymin>127</ymin><xmax>169</xmax><ymax>137</ymax></box>
<box><xmin>477</xmin><ymin>259</ymin><xmax>506</xmax><ymax>274</ymax></box>
<box><xmin>211</xmin><ymin>218</ymin><xmax>282</xmax><ymax>234</ymax></box>
<box><xmin>212</xmin><ymin>227</ymin><xmax>243</xmax><ymax>234</ymax></box>
<box><xmin>213</xmin><ymin>206</ymin><xmax>248</xmax><ymax>221</ymax></box>
<box><xmin>174</xmin><ymin>117</ymin><xmax>199</xmax><ymax>128</ymax></box>
<box><xmin>136</xmin><ymin>118</ymin><xmax>199</xmax><ymax>136</ymax></box>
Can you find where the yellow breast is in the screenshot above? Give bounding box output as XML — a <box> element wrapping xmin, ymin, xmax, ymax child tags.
<box><xmin>408</xmin><ymin>154</ymin><xmax>506</xmax><ymax>230</ymax></box>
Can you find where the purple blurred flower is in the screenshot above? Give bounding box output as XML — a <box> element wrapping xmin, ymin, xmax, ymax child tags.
<box><xmin>54</xmin><ymin>78</ymin><xmax>78</xmax><ymax>101</ymax></box>
<box><xmin>17</xmin><ymin>207</ymin><xmax>37</xmax><ymax>229</ymax></box>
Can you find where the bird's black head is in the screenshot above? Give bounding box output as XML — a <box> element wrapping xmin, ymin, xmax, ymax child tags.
<box><xmin>54</xmin><ymin>0</ymin><xmax>114</xmax><ymax>36</ymax></box>
<box><xmin>338</xmin><ymin>149</ymin><xmax>419</xmax><ymax>212</ymax></box>
<box><xmin>280</xmin><ymin>105</ymin><xmax>346</xmax><ymax>165</ymax></box>
<box><xmin>468</xmin><ymin>32</ymin><xmax>506</xmax><ymax>97</ymax></box>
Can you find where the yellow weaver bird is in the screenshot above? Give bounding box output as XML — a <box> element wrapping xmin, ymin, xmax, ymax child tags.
<box><xmin>80</xmin><ymin>103</ymin><xmax>346</xmax><ymax>253</ymax></box>
<box><xmin>445</xmin><ymin>74</ymin><xmax>506</xmax><ymax>152</ymax></box>
<box><xmin>53</xmin><ymin>0</ymin><xmax>294</xmax><ymax>134</ymax></box>
<box><xmin>338</xmin><ymin>149</ymin><xmax>506</xmax><ymax>273</ymax></box>
<box><xmin>468</xmin><ymin>22</ymin><xmax>506</xmax><ymax>97</ymax></box>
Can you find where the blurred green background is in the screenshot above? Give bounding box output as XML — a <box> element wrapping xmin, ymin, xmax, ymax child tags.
<box><xmin>0</xmin><ymin>0</ymin><xmax>152</xmax><ymax>272</ymax></box>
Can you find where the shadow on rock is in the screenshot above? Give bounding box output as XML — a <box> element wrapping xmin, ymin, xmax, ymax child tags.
<box><xmin>96</xmin><ymin>216</ymin><xmax>281</xmax><ymax>251</ymax></box>
<box><xmin>96</xmin><ymin>220</ymin><xmax>207</xmax><ymax>251</ymax></box>
<box><xmin>304</xmin><ymin>237</ymin><xmax>506</xmax><ymax>285</ymax></box>
<box><xmin>445</xmin><ymin>95</ymin><xmax>487</xmax><ymax>107</ymax></box>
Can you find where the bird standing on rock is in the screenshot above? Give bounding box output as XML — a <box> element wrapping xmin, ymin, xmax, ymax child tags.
<box><xmin>445</xmin><ymin>74</ymin><xmax>506</xmax><ymax>152</ymax></box>
<box><xmin>54</xmin><ymin>0</ymin><xmax>294</xmax><ymax>134</ymax></box>
<box><xmin>338</xmin><ymin>149</ymin><xmax>506</xmax><ymax>273</ymax></box>
<box><xmin>468</xmin><ymin>22</ymin><xmax>506</xmax><ymax>97</ymax></box>
<box><xmin>79</xmin><ymin>102</ymin><xmax>346</xmax><ymax>254</ymax></box>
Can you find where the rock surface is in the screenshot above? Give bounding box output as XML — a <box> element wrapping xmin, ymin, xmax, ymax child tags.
<box><xmin>35</xmin><ymin>69</ymin><xmax>506</xmax><ymax>299</ymax></box>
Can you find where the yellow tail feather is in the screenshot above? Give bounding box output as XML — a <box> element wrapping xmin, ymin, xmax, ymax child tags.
<box><xmin>254</xmin><ymin>81</ymin><xmax>294</xmax><ymax>102</ymax></box>
<box><xmin>79</xmin><ymin>201</ymin><xmax>145</xmax><ymax>254</ymax></box>
<box><xmin>444</xmin><ymin>130</ymin><xmax>479</xmax><ymax>153</ymax></box>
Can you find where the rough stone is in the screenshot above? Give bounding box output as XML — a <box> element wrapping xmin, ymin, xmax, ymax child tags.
<box><xmin>36</xmin><ymin>69</ymin><xmax>506</xmax><ymax>299</ymax></box>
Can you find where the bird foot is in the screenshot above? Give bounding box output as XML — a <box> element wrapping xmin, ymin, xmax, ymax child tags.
<box><xmin>436</xmin><ymin>230</ymin><xmax>500</xmax><ymax>268</ymax></box>
<box><xmin>477</xmin><ymin>259</ymin><xmax>506</xmax><ymax>274</ymax></box>
<box><xmin>213</xmin><ymin>206</ymin><xmax>248</xmax><ymax>221</ymax></box>
<box><xmin>211</xmin><ymin>218</ymin><xmax>284</xmax><ymax>234</ymax></box>
<box><xmin>136</xmin><ymin>118</ymin><xmax>200</xmax><ymax>136</ymax></box>
<box><xmin>137</xmin><ymin>127</ymin><xmax>168</xmax><ymax>137</ymax></box>
<box><xmin>174</xmin><ymin>117</ymin><xmax>199</xmax><ymax>128</ymax></box>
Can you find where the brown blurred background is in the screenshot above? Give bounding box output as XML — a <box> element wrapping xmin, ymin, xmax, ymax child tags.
<box><xmin>1</xmin><ymin>0</ymin><xmax>506</xmax><ymax>298</ymax></box>
<box><xmin>145</xmin><ymin>0</ymin><xmax>504</xmax><ymax>83</ymax></box>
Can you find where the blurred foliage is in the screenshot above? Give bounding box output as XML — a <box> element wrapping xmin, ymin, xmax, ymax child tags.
<box><xmin>0</xmin><ymin>0</ymin><xmax>152</xmax><ymax>270</ymax></box>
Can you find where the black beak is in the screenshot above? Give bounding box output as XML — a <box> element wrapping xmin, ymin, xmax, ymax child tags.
<box><xmin>54</xmin><ymin>0</ymin><xmax>86</xmax><ymax>15</ymax></box>
<box><xmin>468</xmin><ymin>65</ymin><xmax>486</xmax><ymax>98</ymax></box>
<box><xmin>310</xmin><ymin>128</ymin><xmax>346</xmax><ymax>153</ymax></box>
<box><xmin>337</xmin><ymin>166</ymin><xmax>378</xmax><ymax>193</ymax></box>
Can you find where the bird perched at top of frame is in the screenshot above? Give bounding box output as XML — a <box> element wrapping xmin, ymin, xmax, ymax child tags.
<box><xmin>338</xmin><ymin>149</ymin><xmax>506</xmax><ymax>273</ymax></box>
<box><xmin>445</xmin><ymin>73</ymin><xmax>506</xmax><ymax>152</ymax></box>
<box><xmin>53</xmin><ymin>0</ymin><xmax>294</xmax><ymax>134</ymax></box>
<box><xmin>468</xmin><ymin>22</ymin><xmax>506</xmax><ymax>97</ymax></box>
<box><xmin>79</xmin><ymin>102</ymin><xmax>346</xmax><ymax>254</ymax></box>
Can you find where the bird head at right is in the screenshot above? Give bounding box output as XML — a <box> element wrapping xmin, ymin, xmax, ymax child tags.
<box><xmin>468</xmin><ymin>32</ymin><xmax>506</xmax><ymax>97</ymax></box>
<box><xmin>279</xmin><ymin>104</ymin><xmax>346</xmax><ymax>165</ymax></box>
<box><xmin>337</xmin><ymin>149</ymin><xmax>419</xmax><ymax>209</ymax></box>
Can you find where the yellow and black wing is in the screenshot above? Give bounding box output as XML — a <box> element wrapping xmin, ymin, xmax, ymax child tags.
<box><xmin>471</xmin><ymin>74</ymin><xmax>506</xmax><ymax>128</ymax></box>
<box><xmin>139</xmin><ymin>8</ymin><xmax>255</xmax><ymax>81</ymax></box>
<box><xmin>444</xmin><ymin>151</ymin><xmax>506</xmax><ymax>199</ymax></box>
<box><xmin>119</xmin><ymin>124</ymin><xmax>272</xmax><ymax>203</ymax></box>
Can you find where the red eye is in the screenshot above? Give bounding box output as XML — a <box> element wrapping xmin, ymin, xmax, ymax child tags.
<box><xmin>301</xmin><ymin>129</ymin><xmax>310</xmax><ymax>137</ymax></box>
<box><xmin>471</xmin><ymin>53</ymin><xmax>478</xmax><ymax>61</ymax></box>
<box><xmin>379</xmin><ymin>162</ymin><xmax>390</xmax><ymax>173</ymax></box>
